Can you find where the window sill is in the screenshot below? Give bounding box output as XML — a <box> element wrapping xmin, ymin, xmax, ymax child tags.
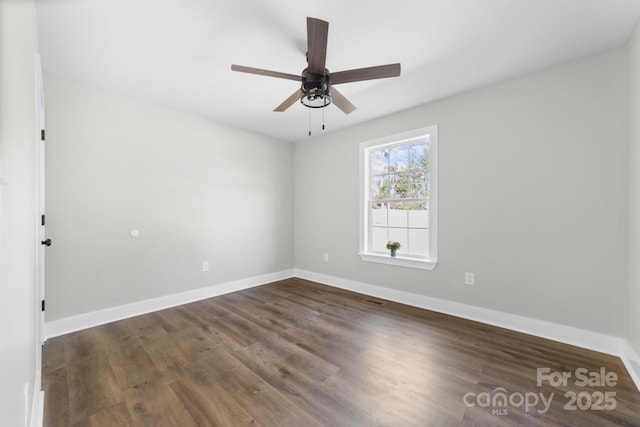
<box><xmin>359</xmin><ymin>252</ymin><xmax>438</xmax><ymax>270</ymax></box>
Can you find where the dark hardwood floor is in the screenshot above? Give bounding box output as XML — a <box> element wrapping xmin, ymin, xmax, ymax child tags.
<box><xmin>42</xmin><ymin>278</ymin><xmax>640</xmax><ymax>426</ymax></box>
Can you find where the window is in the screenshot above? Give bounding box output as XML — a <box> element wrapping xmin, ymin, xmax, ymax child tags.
<box><xmin>359</xmin><ymin>126</ymin><xmax>438</xmax><ymax>270</ymax></box>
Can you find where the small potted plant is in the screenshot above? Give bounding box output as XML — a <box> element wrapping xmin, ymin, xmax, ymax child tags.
<box><xmin>386</xmin><ymin>241</ymin><xmax>401</xmax><ymax>257</ymax></box>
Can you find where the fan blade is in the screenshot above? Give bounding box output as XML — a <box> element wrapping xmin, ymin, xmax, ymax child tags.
<box><xmin>231</xmin><ymin>65</ymin><xmax>301</xmax><ymax>81</ymax></box>
<box><xmin>274</xmin><ymin>89</ymin><xmax>302</xmax><ymax>112</ymax></box>
<box><xmin>331</xmin><ymin>87</ymin><xmax>356</xmax><ymax>114</ymax></box>
<box><xmin>329</xmin><ymin>63</ymin><xmax>401</xmax><ymax>85</ymax></box>
<box><xmin>307</xmin><ymin>17</ymin><xmax>329</xmax><ymax>75</ymax></box>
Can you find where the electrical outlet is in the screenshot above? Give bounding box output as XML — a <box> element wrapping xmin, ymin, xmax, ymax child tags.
<box><xmin>202</xmin><ymin>261</ymin><xmax>209</xmax><ymax>272</ymax></box>
<box><xmin>323</xmin><ymin>253</ymin><xmax>329</xmax><ymax>262</ymax></box>
<box><xmin>465</xmin><ymin>272</ymin><xmax>475</xmax><ymax>286</ymax></box>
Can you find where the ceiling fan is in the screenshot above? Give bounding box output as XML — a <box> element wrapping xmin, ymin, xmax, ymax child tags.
<box><xmin>231</xmin><ymin>17</ymin><xmax>401</xmax><ymax>115</ymax></box>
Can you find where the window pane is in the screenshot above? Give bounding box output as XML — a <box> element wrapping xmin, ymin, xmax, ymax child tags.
<box><xmin>389</xmin><ymin>145</ymin><xmax>409</xmax><ymax>172</ymax></box>
<box><xmin>408</xmin><ymin>205</ymin><xmax>429</xmax><ymax>228</ymax></box>
<box><xmin>371</xmin><ymin>226</ymin><xmax>388</xmax><ymax>252</ymax></box>
<box><xmin>408</xmin><ymin>229</ymin><xmax>429</xmax><ymax>254</ymax></box>
<box><xmin>388</xmin><ymin>206</ymin><xmax>408</xmax><ymax>227</ymax></box>
<box><xmin>390</xmin><ymin>171</ymin><xmax>409</xmax><ymax>199</ymax></box>
<box><xmin>370</xmin><ymin>203</ymin><xmax>387</xmax><ymax>227</ymax></box>
<box><xmin>409</xmin><ymin>141</ymin><xmax>429</xmax><ymax>170</ymax></box>
<box><xmin>371</xmin><ymin>175</ymin><xmax>389</xmax><ymax>200</ymax></box>
<box><xmin>388</xmin><ymin>228</ymin><xmax>408</xmax><ymax>251</ymax></box>
<box><xmin>407</xmin><ymin>169</ymin><xmax>426</xmax><ymax>197</ymax></box>
<box><xmin>370</xmin><ymin>149</ymin><xmax>389</xmax><ymax>176</ymax></box>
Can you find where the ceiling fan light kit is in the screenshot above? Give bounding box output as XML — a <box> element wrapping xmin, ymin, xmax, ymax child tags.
<box><xmin>301</xmin><ymin>68</ymin><xmax>331</xmax><ymax>108</ymax></box>
<box><xmin>231</xmin><ymin>16</ymin><xmax>401</xmax><ymax>133</ymax></box>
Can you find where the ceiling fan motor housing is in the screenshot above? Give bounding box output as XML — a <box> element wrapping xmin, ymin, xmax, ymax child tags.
<box><xmin>301</xmin><ymin>68</ymin><xmax>331</xmax><ymax>108</ymax></box>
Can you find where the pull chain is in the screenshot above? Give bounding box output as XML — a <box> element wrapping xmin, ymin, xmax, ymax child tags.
<box><xmin>307</xmin><ymin>105</ymin><xmax>328</xmax><ymax>137</ymax></box>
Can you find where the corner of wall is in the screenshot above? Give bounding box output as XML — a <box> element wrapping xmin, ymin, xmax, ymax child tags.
<box><xmin>625</xmin><ymin>16</ymin><xmax>640</xmax><ymax>381</ymax></box>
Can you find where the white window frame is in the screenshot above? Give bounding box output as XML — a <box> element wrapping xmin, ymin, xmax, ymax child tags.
<box><xmin>359</xmin><ymin>125</ymin><xmax>438</xmax><ymax>270</ymax></box>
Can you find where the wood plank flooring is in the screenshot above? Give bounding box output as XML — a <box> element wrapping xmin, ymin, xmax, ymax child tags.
<box><xmin>42</xmin><ymin>278</ymin><xmax>640</xmax><ymax>426</ymax></box>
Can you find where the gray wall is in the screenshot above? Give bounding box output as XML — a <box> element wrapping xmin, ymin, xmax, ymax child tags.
<box><xmin>43</xmin><ymin>35</ymin><xmax>633</xmax><ymax>342</ymax></box>
<box><xmin>627</xmin><ymin>21</ymin><xmax>640</xmax><ymax>356</ymax></box>
<box><xmin>0</xmin><ymin>0</ymin><xmax>40</xmax><ymax>425</ymax></box>
<box><xmin>44</xmin><ymin>75</ymin><xmax>294</xmax><ymax>320</ymax></box>
<box><xmin>295</xmin><ymin>47</ymin><xmax>627</xmax><ymax>336</ymax></box>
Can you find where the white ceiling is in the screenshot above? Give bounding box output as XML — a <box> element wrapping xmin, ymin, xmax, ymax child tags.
<box><xmin>35</xmin><ymin>0</ymin><xmax>640</xmax><ymax>143</ymax></box>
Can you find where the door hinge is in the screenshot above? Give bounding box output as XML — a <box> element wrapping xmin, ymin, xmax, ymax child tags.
<box><xmin>41</xmin><ymin>214</ymin><xmax>45</xmax><ymax>226</ymax></box>
<box><xmin>41</xmin><ymin>299</ymin><xmax>45</xmax><ymax>312</ymax></box>
<box><xmin>41</xmin><ymin>129</ymin><xmax>45</xmax><ymax>141</ymax></box>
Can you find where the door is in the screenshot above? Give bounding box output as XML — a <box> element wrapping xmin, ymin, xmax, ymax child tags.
<box><xmin>35</xmin><ymin>54</ymin><xmax>46</xmax><ymax>347</ymax></box>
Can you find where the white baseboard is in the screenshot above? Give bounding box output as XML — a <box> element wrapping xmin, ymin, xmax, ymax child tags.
<box><xmin>30</xmin><ymin>390</ymin><xmax>44</xmax><ymax>427</ymax></box>
<box><xmin>622</xmin><ymin>340</ymin><xmax>640</xmax><ymax>392</ymax></box>
<box><xmin>44</xmin><ymin>269</ymin><xmax>294</xmax><ymax>339</ymax></box>
<box><xmin>28</xmin><ymin>371</ymin><xmax>43</xmax><ymax>427</ymax></box>
<box><xmin>294</xmin><ymin>269</ymin><xmax>623</xmax><ymax>357</ymax></box>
